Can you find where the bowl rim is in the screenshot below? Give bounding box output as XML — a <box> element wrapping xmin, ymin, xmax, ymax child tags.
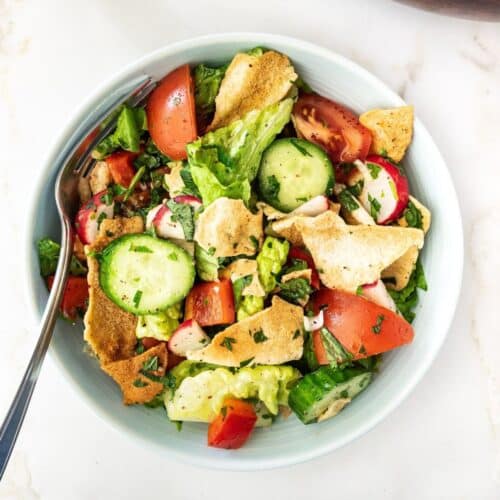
<box><xmin>23</xmin><ymin>32</ymin><xmax>464</xmax><ymax>470</ymax></box>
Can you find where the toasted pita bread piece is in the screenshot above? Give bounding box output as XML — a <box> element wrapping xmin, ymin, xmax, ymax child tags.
<box><xmin>219</xmin><ymin>258</ymin><xmax>265</xmax><ymax>297</ymax></box>
<box><xmin>208</xmin><ymin>51</ymin><xmax>297</xmax><ymax>131</ymax></box>
<box><xmin>163</xmin><ymin>161</ymin><xmax>185</xmax><ymax>196</ymax></box>
<box><xmin>102</xmin><ymin>344</ymin><xmax>168</xmax><ymax>405</ymax></box>
<box><xmin>194</xmin><ymin>197</ymin><xmax>263</xmax><ymax>257</ymax></box>
<box><xmin>359</xmin><ymin>106</ymin><xmax>413</xmax><ymax>163</ymax></box>
<box><xmin>383</xmin><ymin>196</ymin><xmax>431</xmax><ymax>290</ymax></box>
<box><xmin>84</xmin><ymin>217</ymin><xmax>144</xmax><ymax>364</ymax></box>
<box><xmin>187</xmin><ymin>296</ymin><xmax>304</xmax><ymax>367</ymax></box>
<box><xmin>296</xmin><ymin>211</ymin><xmax>424</xmax><ymax>292</ymax></box>
<box><xmin>266</xmin><ymin>202</ymin><xmax>341</xmax><ymax>247</ymax></box>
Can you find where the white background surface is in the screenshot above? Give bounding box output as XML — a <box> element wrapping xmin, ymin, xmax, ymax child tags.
<box><xmin>1</xmin><ymin>0</ymin><xmax>499</xmax><ymax>498</ymax></box>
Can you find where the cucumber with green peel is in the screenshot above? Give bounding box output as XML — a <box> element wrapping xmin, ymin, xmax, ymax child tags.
<box><xmin>258</xmin><ymin>138</ymin><xmax>334</xmax><ymax>212</ymax></box>
<box><xmin>288</xmin><ymin>366</ymin><xmax>372</xmax><ymax>424</ymax></box>
<box><xmin>99</xmin><ymin>234</ymin><xmax>195</xmax><ymax>315</ymax></box>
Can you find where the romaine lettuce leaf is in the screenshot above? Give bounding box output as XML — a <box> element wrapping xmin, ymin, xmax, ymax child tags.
<box><xmin>257</xmin><ymin>236</ymin><xmax>290</xmax><ymax>293</ymax></box>
<box><xmin>194</xmin><ymin>63</ymin><xmax>228</xmax><ymax>129</ymax></box>
<box><xmin>187</xmin><ymin>98</ymin><xmax>293</xmax><ymax>205</ymax></box>
<box><xmin>166</xmin><ymin>361</ymin><xmax>301</xmax><ymax>422</ymax></box>
<box><xmin>136</xmin><ymin>302</ymin><xmax>182</xmax><ymax>341</ymax></box>
<box><xmin>194</xmin><ymin>244</ymin><xmax>219</xmax><ymax>281</ymax></box>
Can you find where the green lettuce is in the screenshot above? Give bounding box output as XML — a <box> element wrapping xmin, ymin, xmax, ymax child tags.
<box><xmin>194</xmin><ymin>244</ymin><xmax>219</xmax><ymax>281</ymax></box>
<box><xmin>136</xmin><ymin>302</ymin><xmax>183</xmax><ymax>341</ymax></box>
<box><xmin>194</xmin><ymin>63</ymin><xmax>228</xmax><ymax>128</ymax></box>
<box><xmin>237</xmin><ymin>295</ymin><xmax>265</xmax><ymax>321</ymax></box>
<box><xmin>92</xmin><ymin>105</ymin><xmax>147</xmax><ymax>159</ymax></box>
<box><xmin>187</xmin><ymin>98</ymin><xmax>293</xmax><ymax>205</ymax></box>
<box><xmin>37</xmin><ymin>238</ymin><xmax>87</xmax><ymax>277</ymax></box>
<box><xmin>165</xmin><ymin>361</ymin><xmax>301</xmax><ymax>422</ymax></box>
<box><xmin>257</xmin><ymin>236</ymin><xmax>290</xmax><ymax>293</ymax></box>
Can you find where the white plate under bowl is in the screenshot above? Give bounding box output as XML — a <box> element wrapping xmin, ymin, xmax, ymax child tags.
<box><xmin>24</xmin><ymin>33</ymin><xmax>463</xmax><ymax>471</ymax></box>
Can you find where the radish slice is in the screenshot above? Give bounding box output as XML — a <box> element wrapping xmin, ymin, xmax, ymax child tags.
<box><xmin>146</xmin><ymin>204</ymin><xmax>163</xmax><ymax>230</ymax></box>
<box><xmin>75</xmin><ymin>190</ymin><xmax>114</xmax><ymax>245</ymax></box>
<box><xmin>152</xmin><ymin>205</ymin><xmax>185</xmax><ymax>239</ymax></box>
<box><xmin>173</xmin><ymin>195</ymin><xmax>202</xmax><ymax>210</ymax></box>
<box><xmin>303</xmin><ymin>310</ymin><xmax>324</xmax><ymax>332</ymax></box>
<box><xmin>168</xmin><ymin>319</ymin><xmax>210</xmax><ymax>356</ymax></box>
<box><xmin>291</xmin><ymin>195</ymin><xmax>329</xmax><ymax>217</ymax></box>
<box><xmin>355</xmin><ymin>155</ymin><xmax>409</xmax><ymax>224</ymax></box>
<box><xmin>361</xmin><ymin>280</ymin><xmax>397</xmax><ymax>312</ymax></box>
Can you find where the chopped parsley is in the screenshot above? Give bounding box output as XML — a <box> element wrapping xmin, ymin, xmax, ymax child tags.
<box><xmin>220</xmin><ymin>336</ymin><xmax>237</xmax><ymax>351</ymax></box>
<box><xmin>403</xmin><ymin>200</ymin><xmax>423</xmax><ymax>229</ymax></box>
<box><xmin>100</xmin><ymin>191</ymin><xmax>114</xmax><ymax>206</ymax></box>
<box><xmin>135</xmin><ymin>340</ymin><xmax>145</xmax><ymax>354</ymax></box>
<box><xmin>371</xmin><ymin>314</ymin><xmax>385</xmax><ymax>334</ymax></box>
<box><xmin>233</xmin><ymin>275</ymin><xmax>253</xmax><ymax>309</ymax></box>
<box><xmin>168</xmin><ymin>252</ymin><xmax>178</xmax><ymax>261</ymax></box>
<box><xmin>133</xmin><ymin>378</ymin><xmax>148</xmax><ymax>388</ymax></box>
<box><xmin>347</xmin><ymin>179</ymin><xmax>364</xmax><ymax>197</ymax></box>
<box><xmin>278</xmin><ymin>278</ymin><xmax>312</xmax><ymax>304</ymax></box>
<box><xmin>338</xmin><ymin>189</ymin><xmax>359</xmax><ymax>212</ymax></box>
<box><xmin>368</xmin><ymin>194</ymin><xmax>381</xmax><ymax>219</ymax></box>
<box><xmin>356</xmin><ymin>285</ymin><xmax>363</xmax><ymax>296</ymax></box>
<box><xmin>289</xmin><ymin>138</ymin><xmax>312</xmax><ymax>157</ymax></box>
<box><xmin>252</xmin><ymin>330</ymin><xmax>268</xmax><ymax>343</ymax></box>
<box><xmin>221</xmin><ymin>406</ymin><xmax>227</xmax><ymax>418</ymax></box>
<box><xmin>96</xmin><ymin>211</ymin><xmax>107</xmax><ymax>228</ymax></box>
<box><xmin>166</xmin><ymin>199</ymin><xmax>195</xmax><ymax>241</ymax></box>
<box><xmin>142</xmin><ymin>355</ymin><xmax>159</xmax><ymax>372</ymax></box>
<box><xmin>366</xmin><ymin>162</ymin><xmax>381</xmax><ymax>179</ymax></box>
<box><xmin>129</xmin><ymin>244</ymin><xmax>153</xmax><ymax>253</ymax></box>
<box><xmin>266</xmin><ymin>175</ymin><xmax>280</xmax><ymax>200</ymax></box>
<box><xmin>249</xmin><ymin>235</ymin><xmax>259</xmax><ymax>251</ymax></box>
<box><xmin>293</xmin><ymin>329</ymin><xmax>302</xmax><ymax>339</ymax></box>
<box><xmin>239</xmin><ymin>357</ymin><xmax>255</xmax><ymax>367</ymax></box>
<box><xmin>132</xmin><ymin>290</ymin><xmax>143</xmax><ymax>308</ymax></box>
<box><xmin>386</xmin><ymin>260</ymin><xmax>428</xmax><ymax>323</ymax></box>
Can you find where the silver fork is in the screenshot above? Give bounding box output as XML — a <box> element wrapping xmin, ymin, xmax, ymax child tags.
<box><xmin>0</xmin><ymin>74</ymin><xmax>156</xmax><ymax>480</ymax></box>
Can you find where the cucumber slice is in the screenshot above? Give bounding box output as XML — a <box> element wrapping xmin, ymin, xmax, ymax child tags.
<box><xmin>99</xmin><ymin>234</ymin><xmax>195</xmax><ymax>315</ymax></box>
<box><xmin>288</xmin><ymin>366</ymin><xmax>372</xmax><ymax>424</ymax></box>
<box><xmin>258</xmin><ymin>138</ymin><xmax>334</xmax><ymax>212</ymax></box>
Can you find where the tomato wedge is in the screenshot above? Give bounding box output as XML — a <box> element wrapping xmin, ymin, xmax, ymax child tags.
<box><xmin>147</xmin><ymin>64</ymin><xmax>197</xmax><ymax>160</ymax></box>
<box><xmin>208</xmin><ymin>398</ymin><xmax>257</xmax><ymax>449</ymax></box>
<box><xmin>288</xmin><ymin>246</ymin><xmax>320</xmax><ymax>289</ymax></box>
<box><xmin>311</xmin><ymin>288</ymin><xmax>413</xmax><ymax>359</ymax></box>
<box><xmin>47</xmin><ymin>275</ymin><xmax>89</xmax><ymax>321</ymax></box>
<box><xmin>105</xmin><ymin>150</ymin><xmax>138</xmax><ymax>188</ymax></box>
<box><xmin>184</xmin><ymin>279</ymin><xmax>235</xmax><ymax>327</ymax></box>
<box><xmin>292</xmin><ymin>94</ymin><xmax>372</xmax><ymax>168</ymax></box>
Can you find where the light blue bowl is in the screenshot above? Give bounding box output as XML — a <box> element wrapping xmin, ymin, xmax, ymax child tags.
<box><xmin>24</xmin><ymin>33</ymin><xmax>463</xmax><ymax>470</ymax></box>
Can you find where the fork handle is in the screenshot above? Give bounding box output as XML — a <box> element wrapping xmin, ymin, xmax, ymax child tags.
<box><xmin>0</xmin><ymin>216</ymin><xmax>72</xmax><ymax>479</ymax></box>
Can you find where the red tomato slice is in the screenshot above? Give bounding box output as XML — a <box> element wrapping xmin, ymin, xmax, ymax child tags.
<box><xmin>105</xmin><ymin>150</ymin><xmax>138</xmax><ymax>188</ymax></box>
<box><xmin>147</xmin><ymin>64</ymin><xmax>197</xmax><ymax>160</ymax></box>
<box><xmin>311</xmin><ymin>288</ymin><xmax>413</xmax><ymax>359</ymax></box>
<box><xmin>184</xmin><ymin>279</ymin><xmax>235</xmax><ymax>327</ymax></box>
<box><xmin>208</xmin><ymin>398</ymin><xmax>257</xmax><ymax>449</ymax></box>
<box><xmin>312</xmin><ymin>329</ymin><xmax>329</xmax><ymax>364</ymax></box>
<box><xmin>292</xmin><ymin>94</ymin><xmax>372</xmax><ymax>167</ymax></box>
<box><xmin>288</xmin><ymin>246</ymin><xmax>320</xmax><ymax>289</ymax></box>
<box><xmin>47</xmin><ymin>275</ymin><xmax>89</xmax><ymax>321</ymax></box>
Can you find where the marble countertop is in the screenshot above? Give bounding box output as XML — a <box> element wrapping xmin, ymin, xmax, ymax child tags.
<box><xmin>1</xmin><ymin>0</ymin><xmax>499</xmax><ymax>498</ymax></box>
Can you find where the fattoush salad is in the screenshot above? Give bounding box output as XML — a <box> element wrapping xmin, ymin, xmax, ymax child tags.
<box><xmin>38</xmin><ymin>47</ymin><xmax>430</xmax><ymax>449</ymax></box>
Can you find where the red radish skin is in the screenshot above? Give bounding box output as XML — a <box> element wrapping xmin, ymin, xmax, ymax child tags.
<box><xmin>356</xmin><ymin>155</ymin><xmax>409</xmax><ymax>224</ymax></box>
<box><xmin>75</xmin><ymin>190</ymin><xmax>114</xmax><ymax>245</ymax></box>
<box><xmin>152</xmin><ymin>205</ymin><xmax>185</xmax><ymax>239</ymax></box>
<box><xmin>173</xmin><ymin>195</ymin><xmax>202</xmax><ymax>210</ymax></box>
<box><xmin>361</xmin><ymin>280</ymin><xmax>397</xmax><ymax>312</ymax></box>
<box><xmin>168</xmin><ymin>319</ymin><xmax>210</xmax><ymax>356</ymax></box>
<box><xmin>290</xmin><ymin>195</ymin><xmax>329</xmax><ymax>217</ymax></box>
